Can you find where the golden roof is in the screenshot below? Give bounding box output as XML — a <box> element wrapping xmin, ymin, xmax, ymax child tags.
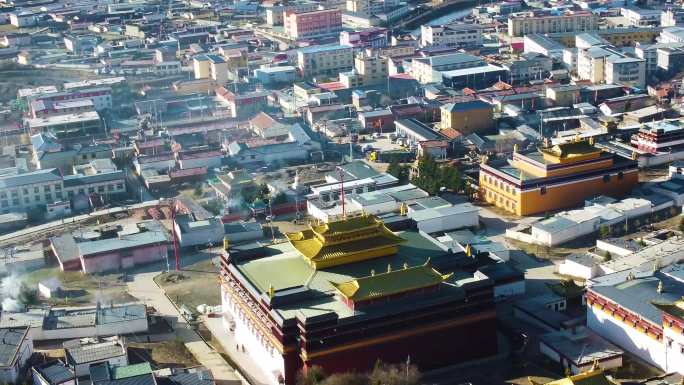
<box><xmin>286</xmin><ymin>215</ymin><xmax>405</xmax><ymax>269</ymax></box>
<box><xmin>331</xmin><ymin>261</ymin><xmax>452</xmax><ymax>302</ymax></box>
<box><xmin>540</xmin><ymin>141</ymin><xmax>602</xmax><ymax>163</ymax></box>
<box><xmin>653</xmin><ymin>296</ymin><xmax>684</xmax><ymax>320</ymax></box>
<box><xmin>543</xmin><ymin>369</ymin><xmax>613</xmax><ymax>385</ymax></box>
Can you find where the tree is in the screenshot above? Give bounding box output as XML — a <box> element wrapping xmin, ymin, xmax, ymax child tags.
<box><xmin>368</xmin><ymin>361</ymin><xmax>421</xmax><ymax>385</ymax></box>
<box><xmin>297</xmin><ymin>366</ymin><xmax>326</xmax><ymax>385</ymax></box>
<box><xmin>599</xmin><ymin>225</ymin><xmax>610</xmax><ymax>239</ymax></box>
<box><xmin>387</xmin><ymin>160</ymin><xmax>402</xmax><ymax>180</ymax></box>
<box><xmin>193</xmin><ymin>183</ymin><xmax>204</xmax><ymax>198</ymax></box>
<box><xmin>603</xmin><ymin>251</ymin><xmax>612</xmax><ymax>262</ymax></box>
<box><xmin>411</xmin><ymin>153</ymin><xmax>462</xmax><ymax>195</ymax></box>
<box><xmin>321</xmin><ymin>373</ymin><xmax>368</xmax><ymax>385</ymax></box>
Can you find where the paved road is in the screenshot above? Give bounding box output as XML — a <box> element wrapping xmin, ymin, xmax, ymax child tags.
<box><xmin>127</xmin><ymin>271</ymin><xmax>244</xmax><ymax>385</ymax></box>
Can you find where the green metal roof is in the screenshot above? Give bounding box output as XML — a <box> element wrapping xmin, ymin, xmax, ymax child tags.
<box><xmin>112</xmin><ymin>363</ymin><xmax>152</xmax><ymax>380</ymax></box>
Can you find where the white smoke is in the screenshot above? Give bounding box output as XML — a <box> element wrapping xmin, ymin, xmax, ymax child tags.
<box><xmin>2</xmin><ymin>298</ymin><xmax>22</xmax><ymax>312</ymax></box>
<box><xmin>1</xmin><ymin>275</ymin><xmax>27</xmax><ymax>312</ymax></box>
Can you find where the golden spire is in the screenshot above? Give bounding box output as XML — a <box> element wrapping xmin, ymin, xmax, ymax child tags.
<box><xmin>590</xmin><ymin>359</ymin><xmax>600</xmax><ymax>372</ymax></box>
<box><xmin>589</xmin><ymin>136</ymin><xmax>595</xmax><ymax>145</ymax></box>
<box><xmin>223</xmin><ymin>237</ymin><xmax>230</xmax><ymax>251</ymax></box>
<box><xmin>465</xmin><ymin>244</ymin><xmax>472</xmax><ymax>257</ymax></box>
<box><xmin>400</xmin><ymin>202</ymin><xmax>408</xmax><ymax>216</ymax></box>
<box><xmin>268</xmin><ymin>284</ymin><xmax>275</xmax><ymax>299</ymax></box>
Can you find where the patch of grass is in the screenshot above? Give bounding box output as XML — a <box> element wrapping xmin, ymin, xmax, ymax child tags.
<box><xmin>155</xmin><ymin>259</ymin><xmax>219</xmax><ymax>311</ymax></box>
<box><xmin>128</xmin><ymin>341</ymin><xmax>198</xmax><ymax>368</ymax></box>
<box><xmin>21</xmin><ymin>267</ymin><xmax>133</xmax><ymax>306</ymax></box>
<box><xmin>609</xmin><ymin>355</ymin><xmax>662</xmax><ymax>381</ymax></box>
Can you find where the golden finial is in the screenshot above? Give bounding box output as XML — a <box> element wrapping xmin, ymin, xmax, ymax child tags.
<box><xmin>465</xmin><ymin>244</ymin><xmax>472</xmax><ymax>257</ymax></box>
<box><xmin>657</xmin><ymin>280</ymin><xmax>664</xmax><ymax>294</ymax></box>
<box><xmin>590</xmin><ymin>359</ymin><xmax>600</xmax><ymax>372</ymax></box>
<box><xmin>387</xmin><ymin>263</ymin><xmax>392</xmax><ymax>273</ymax></box>
<box><xmin>223</xmin><ymin>237</ymin><xmax>230</xmax><ymax>251</ymax></box>
<box><xmin>403</xmin><ymin>262</ymin><xmax>408</xmax><ymax>269</ymax></box>
<box><xmin>370</xmin><ymin>269</ymin><xmax>375</xmax><ymax>276</ymax></box>
<box><xmin>268</xmin><ymin>284</ymin><xmax>275</xmax><ymax>299</ymax></box>
<box><xmin>400</xmin><ymin>202</ymin><xmax>408</xmax><ymax>216</ymax></box>
<box><xmin>589</xmin><ymin>136</ymin><xmax>595</xmax><ymax>145</ymax></box>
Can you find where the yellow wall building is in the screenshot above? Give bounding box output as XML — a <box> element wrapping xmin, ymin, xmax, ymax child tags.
<box><xmin>479</xmin><ymin>141</ymin><xmax>638</xmax><ymax>216</ymax></box>
<box><xmin>440</xmin><ymin>100</ymin><xmax>494</xmax><ymax>134</ymax></box>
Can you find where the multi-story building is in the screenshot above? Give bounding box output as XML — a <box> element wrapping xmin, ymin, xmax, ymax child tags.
<box><xmin>577</xmin><ymin>44</ymin><xmax>645</xmax><ymax>88</ymax></box>
<box><xmin>346</xmin><ymin>0</ymin><xmax>400</xmax><ymax>17</ymax></box>
<box><xmin>620</xmin><ymin>7</ymin><xmax>660</xmax><ymax>27</ymax></box>
<box><xmin>523</xmin><ymin>34</ymin><xmax>565</xmax><ymax>60</ymax></box>
<box><xmin>502</xmin><ymin>53</ymin><xmax>553</xmax><ymax>85</ymax></box>
<box><xmin>545</xmin><ymin>27</ymin><xmax>660</xmax><ymax>47</ymax></box>
<box><xmin>29</xmin><ymin>99</ymin><xmax>95</xmax><ymax>119</ymax></box>
<box><xmin>193</xmin><ymin>54</ymin><xmax>228</xmax><ymax>84</ymax></box>
<box><xmin>635</xmin><ymin>42</ymin><xmax>684</xmax><ymax>75</ymax></box>
<box><xmin>297</xmin><ymin>44</ymin><xmax>354</xmax><ymax>78</ymax></box>
<box><xmin>479</xmin><ymin>140</ymin><xmax>638</xmax><ymax>216</ymax></box>
<box><xmin>26</xmin><ymin>111</ymin><xmax>102</xmax><ymax>139</ymax></box>
<box><xmin>27</xmin><ymin>87</ymin><xmax>113</xmax><ymax>113</ymax></box>
<box><xmin>340</xmin><ymin>52</ymin><xmax>388</xmax><ymax>88</ymax></box>
<box><xmin>339</xmin><ymin>27</ymin><xmax>388</xmax><ymax>49</ymax></box>
<box><xmin>662</xmin><ymin>8</ymin><xmax>684</xmax><ymax>27</ymax></box>
<box><xmin>284</xmin><ymin>8</ymin><xmax>342</xmax><ymax>41</ymax></box>
<box><xmin>440</xmin><ymin>100</ymin><xmax>493</xmax><ymax>134</ymax></box>
<box><xmin>219</xmin><ymin>214</ymin><xmax>498</xmax><ymax>385</ymax></box>
<box><xmin>266</xmin><ymin>3</ymin><xmax>319</xmax><ymax>25</ymax></box>
<box><xmin>656</xmin><ymin>46</ymin><xmax>684</xmax><ymax>75</ymax></box>
<box><xmin>0</xmin><ymin>169</ymin><xmax>64</xmax><ymax>214</ymax></box>
<box><xmin>411</xmin><ymin>52</ymin><xmax>485</xmax><ymax>84</ymax></box>
<box><xmin>507</xmin><ymin>10</ymin><xmax>599</xmax><ymax>37</ymax></box>
<box><xmin>605</xmin><ymin>56</ymin><xmax>646</xmax><ymax>89</ymax></box>
<box><xmin>420</xmin><ymin>24</ymin><xmax>483</xmax><ymax>48</ymax></box>
<box><xmin>215</xmin><ymin>87</ymin><xmax>269</xmax><ymax>120</ymax></box>
<box><xmin>660</xmin><ymin>27</ymin><xmax>684</xmax><ymax>44</ymax></box>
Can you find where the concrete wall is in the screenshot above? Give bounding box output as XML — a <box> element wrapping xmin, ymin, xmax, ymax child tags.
<box><xmin>221</xmin><ymin>286</ymin><xmax>284</xmax><ymax>385</ymax></box>
<box><xmin>558</xmin><ymin>259</ymin><xmax>596</xmax><ymax>280</ymax></box>
<box><xmin>81</xmin><ymin>244</ymin><xmax>167</xmax><ymax>273</ymax></box>
<box><xmin>587</xmin><ymin>304</ymin><xmax>665</xmax><ymax>370</ymax></box>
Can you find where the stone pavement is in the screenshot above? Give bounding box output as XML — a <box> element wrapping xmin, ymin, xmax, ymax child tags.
<box><xmin>127</xmin><ymin>271</ymin><xmax>244</xmax><ymax>385</ymax></box>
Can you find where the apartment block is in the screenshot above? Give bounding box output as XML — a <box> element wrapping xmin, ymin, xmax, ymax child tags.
<box><xmin>284</xmin><ymin>8</ymin><xmax>342</xmax><ymax>41</ymax></box>
<box><xmin>297</xmin><ymin>44</ymin><xmax>354</xmax><ymax>78</ymax></box>
<box><xmin>507</xmin><ymin>11</ymin><xmax>599</xmax><ymax>37</ymax></box>
<box><xmin>420</xmin><ymin>24</ymin><xmax>483</xmax><ymax>48</ymax></box>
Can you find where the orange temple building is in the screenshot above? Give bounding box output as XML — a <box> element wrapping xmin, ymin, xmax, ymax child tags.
<box><xmin>479</xmin><ymin>140</ymin><xmax>638</xmax><ymax>216</ymax></box>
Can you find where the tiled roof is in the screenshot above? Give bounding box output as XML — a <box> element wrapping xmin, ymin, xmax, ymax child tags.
<box><xmin>332</xmin><ymin>262</ymin><xmax>451</xmax><ymax>301</ymax></box>
<box><xmin>0</xmin><ymin>327</ymin><xmax>28</xmax><ymax>367</ymax></box>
